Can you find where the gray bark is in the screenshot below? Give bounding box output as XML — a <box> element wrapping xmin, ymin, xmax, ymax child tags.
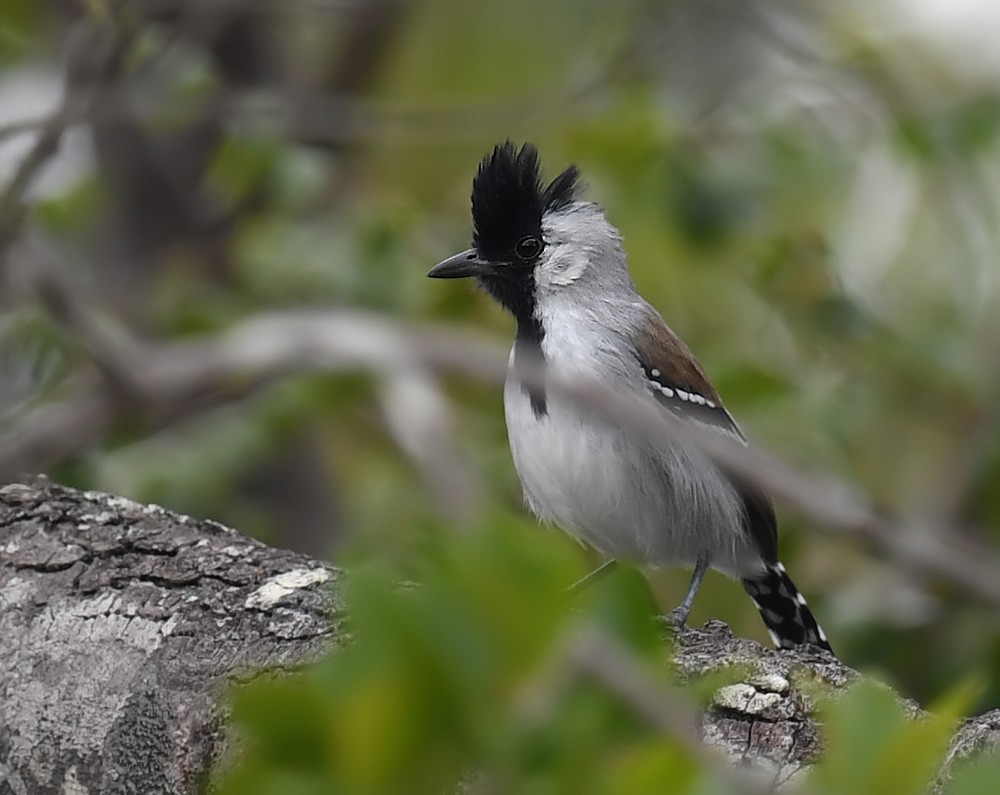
<box><xmin>0</xmin><ymin>481</ymin><xmax>994</xmax><ymax>793</ymax></box>
<box><xmin>0</xmin><ymin>481</ymin><xmax>341</xmax><ymax>794</ymax></box>
<box><xmin>673</xmin><ymin>619</ymin><xmax>858</xmax><ymax>787</ymax></box>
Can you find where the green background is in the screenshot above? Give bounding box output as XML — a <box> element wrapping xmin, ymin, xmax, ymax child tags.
<box><xmin>4</xmin><ymin>1</ymin><xmax>1000</xmax><ymax>790</ymax></box>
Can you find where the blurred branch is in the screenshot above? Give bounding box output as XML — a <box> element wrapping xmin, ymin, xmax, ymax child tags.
<box><xmin>0</xmin><ymin>0</ymin><xmax>647</xmax><ymax>158</ymax></box>
<box><xmin>0</xmin><ymin>18</ymin><xmax>126</xmax><ymax>251</ymax></box>
<box><xmin>13</xmin><ymin>236</ymin><xmax>147</xmax><ymax>400</ymax></box>
<box><xmin>0</xmin><ymin>110</ymin><xmax>70</xmax><ymax>248</ymax></box>
<box><xmin>567</xmin><ymin>625</ymin><xmax>703</xmax><ymax>740</ymax></box>
<box><xmin>326</xmin><ymin>0</ymin><xmax>408</xmax><ymax>97</ymax></box>
<box><xmin>0</xmin><ymin>117</ymin><xmax>51</xmax><ymax>146</ymax></box>
<box><xmin>24</xmin><ymin>71</ymin><xmax>614</xmax><ymax>149</ymax></box>
<box><xmin>377</xmin><ymin>371</ymin><xmax>481</xmax><ymax>525</ymax></box>
<box><xmin>0</xmin><ymin>380</ymin><xmax>115</xmax><ymax>476</ymax></box>
<box><xmin>4</xmin><ymin>278</ymin><xmax>1000</xmax><ymax>612</ymax></box>
<box><xmin>139</xmin><ymin>0</ymin><xmax>380</xmax><ymax>19</ymax></box>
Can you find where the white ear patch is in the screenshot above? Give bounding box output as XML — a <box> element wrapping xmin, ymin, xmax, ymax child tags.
<box><xmin>541</xmin><ymin>244</ymin><xmax>589</xmax><ymax>286</ymax></box>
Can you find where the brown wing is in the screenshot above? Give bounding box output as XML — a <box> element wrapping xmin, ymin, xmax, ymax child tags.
<box><xmin>634</xmin><ymin>308</ymin><xmax>778</xmax><ymax>561</ymax></box>
<box><xmin>634</xmin><ymin>313</ymin><xmax>744</xmax><ymax>442</ymax></box>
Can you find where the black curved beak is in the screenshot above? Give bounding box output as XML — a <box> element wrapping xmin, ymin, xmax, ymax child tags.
<box><xmin>427</xmin><ymin>248</ymin><xmax>496</xmax><ymax>279</ymax></box>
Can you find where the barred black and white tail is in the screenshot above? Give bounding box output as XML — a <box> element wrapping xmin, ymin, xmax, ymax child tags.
<box><xmin>742</xmin><ymin>562</ymin><xmax>833</xmax><ymax>654</ymax></box>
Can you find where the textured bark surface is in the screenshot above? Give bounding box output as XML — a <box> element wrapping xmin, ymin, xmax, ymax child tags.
<box><xmin>672</xmin><ymin>619</ymin><xmax>858</xmax><ymax>788</ymax></box>
<box><xmin>939</xmin><ymin>710</ymin><xmax>1000</xmax><ymax>790</ymax></box>
<box><xmin>0</xmin><ymin>481</ymin><xmax>342</xmax><ymax>795</ymax></box>
<box><xmin>0</xmin><ymin>481</ymin><xmax>993</xmax><ymax>793</ymax></box>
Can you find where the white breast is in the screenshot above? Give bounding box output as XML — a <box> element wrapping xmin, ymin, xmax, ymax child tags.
<box><xmin>502</xmin><ymin>335</ymin><xmax>760</xmax><ymax>577</ymax></box>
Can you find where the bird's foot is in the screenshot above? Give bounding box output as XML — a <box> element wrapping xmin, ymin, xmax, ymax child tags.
<box><xmin>660</xmin><ymin>557</ymin><xmax>708</xmax><ymax>632</ymax></box>
<box><xmin>660</xmin><ymin>605</ymin><xmax>692</xmax><ymax>629</ymax></box>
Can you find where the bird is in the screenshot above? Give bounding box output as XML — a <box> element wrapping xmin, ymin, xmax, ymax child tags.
<box><xmin>428</xmin><ymin>141</ymin><xmax>832</xmax><ymax>654</ymax></box>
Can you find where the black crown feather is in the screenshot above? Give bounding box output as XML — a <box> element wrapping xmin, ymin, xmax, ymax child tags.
<box><xmin>471</xmin><ymin>141</ymin><xmax>580</xmax><ymax>262</ymax></box>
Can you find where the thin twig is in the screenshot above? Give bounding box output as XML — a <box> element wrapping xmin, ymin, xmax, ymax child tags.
<box><xmin>11</xmin><ymin>236</ymin><xmax>147</xmax><ymax>400</ymax></box>
<box><xmin>0</xmin><ymin>18</ymin><xmax>126</xmax><ymax>250</ymax></box>
<box><xmin>567</xmin><ymin>624</ymin><xmax>703</xmax><ymax>738</ymax></box>
<box><xmin>0</xmin><ymin>117</ymin><xmax>51</xmax><ymax>145</ymax></box>
<box><xmin>0</xmin><ymin>110</ymin><xmax>69</xmax><ymax>247</ymax></box>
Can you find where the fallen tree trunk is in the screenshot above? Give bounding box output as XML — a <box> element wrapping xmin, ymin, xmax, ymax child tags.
<box><xmin>0</xmin><ymin>481</ymin><xmax>995</xmax><ymax>793</ymax></box>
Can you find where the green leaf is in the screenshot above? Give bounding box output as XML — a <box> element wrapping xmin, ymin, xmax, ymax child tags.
<box><xmin>810</xmin><ymin>679</ymin><xmax>957</xmax><ymax>795</ymax></box>
<box><xmin>942</xmin><ymin>752</ymin><xmax>1000</xmax><ymax>795</ymax></box>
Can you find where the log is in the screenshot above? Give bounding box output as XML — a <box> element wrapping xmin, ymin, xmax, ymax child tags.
<box><xmin>0</xmin><ymin>481</ymin><xmax>994</xmax><ymax>793</ymax></box>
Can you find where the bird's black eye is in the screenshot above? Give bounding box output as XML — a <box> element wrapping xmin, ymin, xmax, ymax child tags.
<box><xmin>514</xmin><ymin>235</ymin><xmax>542</xmax><ymax>261</ymax></box>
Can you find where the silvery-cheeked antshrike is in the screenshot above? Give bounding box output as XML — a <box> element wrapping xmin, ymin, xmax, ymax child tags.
<box><xmin>428</xmin><ymin>141</ymin><xmax>832</xmax><ymax>653</ymax></box>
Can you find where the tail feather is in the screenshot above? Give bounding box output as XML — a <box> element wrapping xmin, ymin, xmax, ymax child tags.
<box><xmin>742</xmin><ymin>562</ymin><xmax>833</xmax><ymax>654</ymax></box>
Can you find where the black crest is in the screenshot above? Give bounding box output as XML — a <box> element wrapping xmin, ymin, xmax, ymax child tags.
<box><xmin>471</xmin><ymin>141</ymin><xmax>579</xmax><ymax>262</ymax></box>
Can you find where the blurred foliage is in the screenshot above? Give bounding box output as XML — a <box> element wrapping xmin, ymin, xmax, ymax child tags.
<box><xmin>5</xmin><ymin>0</ymin><xmax>1000</xmax><ymax>786</ymax></box>
<box><xmin>219</xmin><ymin>518</ymin><xmax>995</xmax><ymax>794</ymax></box>
<box><xmin>219</xmin><ymin>520</ymin><xmax>675</xmax><ymax>795</ymax></box>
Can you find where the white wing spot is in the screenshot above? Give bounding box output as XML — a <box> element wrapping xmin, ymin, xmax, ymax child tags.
<box><xmin>650</xmin><ymin>368</ymin><xmax>661</xmax><ymax>378</ymax></box>
<box><xmin>676</xmin><ymin>389</ymin><xmax>689</xmax><ymax>401</ymax></box>
<box><xmin>768</xmin><ymin>630</ymin><xmax>783</xmax><ymax>648</ymax></box>
<box><xmin>706</xmin><ymin>399</ymin><xmax>717</xmax><ymax>408</ymax></box>
<box><xmin>795</xmin><ymin>592</ymin><xmax>808</xmax><ymax>606</ymax></box>
<box><xmin>775</xmin><ymin>562</ymin><xmax>786</xmax><ymax>574</ymax></box>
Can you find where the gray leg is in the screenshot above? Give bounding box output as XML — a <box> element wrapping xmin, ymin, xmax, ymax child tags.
<box><xmin>666</xmin><ymin>556</ymin><xmax>710</xmax><ymax>626</ymax></box>
<box><xmin>567</xmin><ymin>559</ymin><xmax>618</xmax><ymax>596</ymax></box>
